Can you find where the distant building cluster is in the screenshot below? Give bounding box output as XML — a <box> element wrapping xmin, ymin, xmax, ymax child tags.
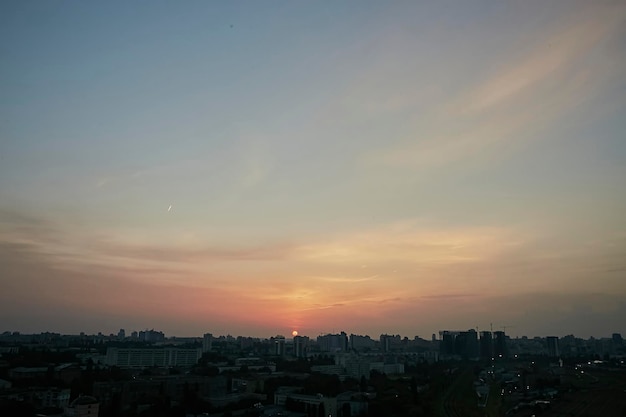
<box><xmin>312</xmin><ymin>352</ymin><xmax>406</xmax><ymax>380</ymax></box>
<box><xmin>439</xmin><ymin>329</ymin><xmax>508</xmax><ymax>360</ymax></box>
<box><xmin>0</xmin><ymin>328</ymin><xmax>624</xmax><ymax>416</ymax></box>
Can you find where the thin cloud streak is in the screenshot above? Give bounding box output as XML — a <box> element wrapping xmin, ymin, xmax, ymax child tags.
<box><xmin>314</xmin><ymin>274</ymin><xmax>379</xmax><ymax>283</ymax></box>
<box><xmin>1</xmin><ymin>232</ymin><xmax>624</xmax><ymax>338</ymax></box>
<box><xmin>361</xmin><ymin>2</ymin><xmax>626</xmax><ymax>170</ymax></box>
<box><xmin>454</xmin><ymin>3</ymin><xmax>623</xmax><ymax>115</ymax></box>
<box><xmin>3</xmin><ymin>208</ymin><xmax>622</xmax><ymax>299</ymax></box>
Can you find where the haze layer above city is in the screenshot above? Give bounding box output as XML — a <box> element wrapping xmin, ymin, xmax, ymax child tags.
<box><xmin>1</xmin><ymin>1</ymin><xmax>625</xmax><ymax>339</ymax></box>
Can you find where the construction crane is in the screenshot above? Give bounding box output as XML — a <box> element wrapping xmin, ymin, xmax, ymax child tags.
<box><xmin>501</xmin><ymin>325</ymin><xmax>515</xmax><ymax>334</ymax></box>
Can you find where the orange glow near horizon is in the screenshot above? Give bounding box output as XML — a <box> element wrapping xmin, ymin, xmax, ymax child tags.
<box><xmin>0</xmin><ymin>1</ymin><xmax>624</xmax><ymax>339</ymax></box>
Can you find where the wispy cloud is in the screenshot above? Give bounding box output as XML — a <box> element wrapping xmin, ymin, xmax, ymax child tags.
<box><xmin>0</xmin><ymin>209</ymin><xmax>524</xmax><ymax>275</ymax></box>
<box><xmin>454</xmin><ymin>3</ymin><xmax>623</xmax><ymax>115</ymax></box>
<box><xmin>300</xmin><ymin>295</ymin><xmax>404</xmax><ymax>312</ymax></box>
<box><xmin>314</xmin><ymin>274</ymin><xmax>379</xmax><ymax>283</ymax></box>
<box><xmin>420</xmin><ymin>293</ymin><xmax>477</xmax><ymax>300</ymax></box>
<box><xmin>295</xmin><ymin>221</ymin><xmax>524</xmax><ymax>266</ymax></box>
<box><xmin>2</xmin><ymin>206</ymin><xmax>624</xmax><ymax>336</ymax></box>
<box><xmin>94</xmin><ymin>158</ymin><xmax>207</xmax><ymax>189</ymax></box>
<box><xmin>0</xmin><ymin>208</ymin><xmax>295</xmax><ymax>285</ymax></box>
<box><xmin>362</xmin><ymin>2</ymin><xmax>626</xmax><ymax>170</ymax></box>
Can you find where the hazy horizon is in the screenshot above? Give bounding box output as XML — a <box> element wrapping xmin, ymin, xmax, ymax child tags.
<box><xmin>1</xmin><ymin>324</ymin><xmax>623</xmax><ymax>341</ymax></box>
<box><xmin>1</xmin><ymin>1</ymin><xmax>625</xmax><ymax>340</ymax></box>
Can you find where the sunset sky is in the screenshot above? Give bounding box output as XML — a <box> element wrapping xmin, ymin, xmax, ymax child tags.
<box><xmin>1</xmin><ymin>1</ymin><xmax>625</xmax><ymax>339</ymax></box>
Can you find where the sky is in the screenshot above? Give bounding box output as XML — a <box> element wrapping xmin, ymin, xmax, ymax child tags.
<box><xmin>1</xmin><ymin>1</ymin><xmax>625</xmax><ymax>339</ymax></box>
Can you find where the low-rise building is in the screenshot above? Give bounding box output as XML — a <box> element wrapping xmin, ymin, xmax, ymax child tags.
<box><xmin>65</xmin><ymin>395</ymin><xmax>99</xmax><ymax>417</ymax></box>
<box><xmin>105</xmin><ymin>347</ymin><xmax>201</xmax><ymax>368</ymax></box>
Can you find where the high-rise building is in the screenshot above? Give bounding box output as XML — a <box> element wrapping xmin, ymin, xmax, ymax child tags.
<box><xmin>612</xmin><ymin>333</ymin><xmax>623</xmax><ymax>346</ymax></box>
<box><xmin>480</xmin><ymin>331</ymin><xmax>493</xmax><ymax>360</ymax></box>
<box><xmin>546</xmin><ymin>336</ymin><xmax>560</xmax><ymax>358</ymax></box>
<box><xmin>455</xmin><ymin>330</ymin><xmax>479</xmax><ymax>359</ymax></box>
<box><xmin>438</xmin><ymin>330</ymin><xmax>478</xmax><ymax>358</ymax></box>
<box><xmin>380</xmin><ymin>334</ymin><xmax>392</xmax><ymax>353</ymax></box>
<box><xmin>117</xmin><ymin>329</ymin><xmax>125</xmax><ymax>340</ymax></box>
<box><xmin>202</xmin><ymin>333</ymin><xmax>213</xmax><ymax>353</ymax></box>
<box><xmin>318</xmin><ymin>332</ymin><xmax>348</xmax><ymax>352</ymax></box>
<box><xmin>138</xmin><ymin>329</ymin><xmax>165</xmax><ymax>343</ymax></box>
<box><xmin>294</xmin><ymin>335</ymin><xmax>308</xmax><ymax>358</ymax></box>
<box><xmin>439</xmin><ymin>331</ymin><xmax>458</xmax><ymax>356</ymax></box>
<box><xmin>350</xmin><ymin>334</ymin><xmax>375</xmax><ymax>351</ymax></box>
<box><xmin>274</xmin><ymin>336</ymin><xmax>286</xmax><ymax>356</ymax></box>
<box><xmin>493</xmin><ymin>331</ymin><xmax>508</xmax><ymax>358</ymax></box>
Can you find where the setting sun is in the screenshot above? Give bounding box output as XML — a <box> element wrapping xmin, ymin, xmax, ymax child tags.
<box><xmin>292</xmin><ymin>330</ymin><xmax>298</xmax><ymax>337</ymax></box>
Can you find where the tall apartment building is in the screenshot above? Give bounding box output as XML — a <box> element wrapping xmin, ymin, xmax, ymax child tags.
<box><xmin>546</xmin><ymin>336</ymin><xmax>560</xmax><ymax>358</ymax></box>
<box><xmin>274</xmin><ymin>336</ymin><xmax>286</xmax><ymax>356</ymax></box>
<box><xmin>479</xmin><ymin>331</ymin><xmax>493</xmax><ymax>360</ymax></box>
<box><xmin>493</xmin><ymin>331</ymin><xmax>508</xmax><ymax>358</ymax></box>
<box><xmin>202</xmin><ymin>333</ymin><xmax>213</xmax><ymax>353</ymax></box>
<box><xmin>455</xmin><ymin>330</ymin><xmax>479</xmax><ymax>359</ymax></box>
<box><xmin>380</xmin><ymin>334</ymin><xmax>401</xmax><ymax>353</ymax></box>
<box><xmin>138</xmin><ymin>329</ymin><xmax>165</xmax><ymax>343</ymax></box>
<box><xmin>294</xmin><ymin>335</ymin><xmax>309</xmax><ymax>358</ymax></box>
<box><xmin>318</xmin><ymin>332</ymin><xmax>348</xmax><ymax>352</ymax></box>
<box><xmin>439</xmin><ymin>330</ymin><xmax>479</xmax><ymax>359</ymax></box>
<box><xmin>350</xmin><ymin>334</ymin><xmax>375</xmax><ymax>351</ymax></box>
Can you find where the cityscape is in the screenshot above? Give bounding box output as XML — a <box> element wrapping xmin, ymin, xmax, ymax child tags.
<box><xmin>0</xmin><ymin>327</ymin><xmax>625</xmax><ymax>416</ymax></box>
<box><xmin>2</xmin><ymin>1</ymin><xmax>626</xmax><ymax>416</ymax></box>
